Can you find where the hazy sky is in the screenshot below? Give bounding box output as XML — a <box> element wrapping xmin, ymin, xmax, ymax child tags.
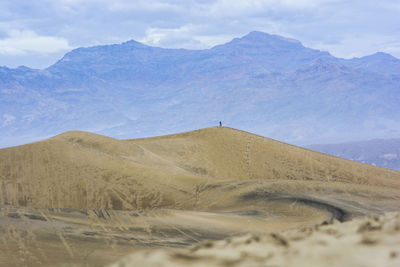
<box><xmin>1</xmin><ymin>0</ymin><xmax>399</xmax><ymax>68</ymax></box>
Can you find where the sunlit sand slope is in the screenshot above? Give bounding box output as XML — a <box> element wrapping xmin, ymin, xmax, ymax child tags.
<box><xmin>0</xmin><ymin>127</ymin><xmax>399</xmax><ymax>266</ymax></box>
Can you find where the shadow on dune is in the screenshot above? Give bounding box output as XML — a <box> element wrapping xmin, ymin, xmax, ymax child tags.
<box><xmin>240</xmin><ymin>191</ymin><xmax>350</xmax><ymax>222</ymax></box>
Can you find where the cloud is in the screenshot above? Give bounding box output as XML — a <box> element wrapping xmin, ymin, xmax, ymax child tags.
<box><xmin>0</xmin><ymin>30</ymin><xmax>72</xmax><ymax>55</ymax></box>
<box><xmin>0</xmin><ymin>0</ymin><xmax>399</xmax><ymax>67</ymax></box>
<box><xmin>140</xmin><ymin>24</ymin><xmax>235</xmax><ymax>49</ymax></box>
<box><xmin>141</xmin><ymin>25</ymin><xmax>202</xmax><ymax>48</ymax></box>
<box><xmin>2</xmin><ymin>114</ymin><xmax>15</xmax><ymax>127</ymax></box>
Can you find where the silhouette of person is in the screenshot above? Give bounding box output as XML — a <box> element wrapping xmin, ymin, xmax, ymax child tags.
<box><xmin>219</xmin><ymin>121</ymin><xmax>222</xmax><ymax>127</ymax></box>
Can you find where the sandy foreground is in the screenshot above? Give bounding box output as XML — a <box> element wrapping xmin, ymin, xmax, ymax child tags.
<box><xmin>111</xmin><ymin>212</ymin><xmax>400</xmax><ymax>267</ymax></box>
<box><xmin>0</xmin><ymin>127</ymin><xmax>399</xmax><ymax>266</ymax></box>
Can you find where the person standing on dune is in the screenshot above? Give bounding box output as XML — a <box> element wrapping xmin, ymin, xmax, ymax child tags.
<box><xmin>219</xmin><ymin>121</ymin><xmax>222</xmax><ymax>127</ymax></box>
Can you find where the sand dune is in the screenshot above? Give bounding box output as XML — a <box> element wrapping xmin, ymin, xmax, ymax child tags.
<box><xmin>0</xmin><ymin>127</ymin><xmax>399</xmax><ymax>266</ymax></box>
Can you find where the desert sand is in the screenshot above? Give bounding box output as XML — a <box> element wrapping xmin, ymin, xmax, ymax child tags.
<box><xmin>112</xmin><ymin>212</ymin><xmax>400</xmax><ymax>267</ymax></box>
<box><xmin>0</xmin><ymin>127</ymin><xmax>399</xmax><ymax>266</ymax></box>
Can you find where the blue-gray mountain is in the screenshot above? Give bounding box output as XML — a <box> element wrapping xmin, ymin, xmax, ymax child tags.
<box><xmin>1</xmin><ymin>31</ymin><xmax>400</xmax><ymax>148</ymax></box>
<box><xmin>308</xmin><ymin>139</ymin><xmax>400</xmax><ymax>171</ymax></box>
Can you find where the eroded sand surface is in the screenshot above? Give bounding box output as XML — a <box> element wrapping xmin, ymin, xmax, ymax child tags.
<box><xmin>0</xmin><ymin>127</ymin><xmax>399</xmax><ymax>266</ymax></box>
<box><xmin>112</xmin><ymin>212</ymin><xmax>400</xmax><ymax>267</ymax></box>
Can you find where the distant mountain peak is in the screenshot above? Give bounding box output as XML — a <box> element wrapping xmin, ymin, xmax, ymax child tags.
<box><xmin>244</xmin><ymin>31</ymin><xmax>272</xmax><ymax>38</ymax></box>
<box><xmin>345</xmin><ymin>50</ymin><xmax>400</xmax><ymax>75</ymax></box>
<box><xmin>121</xmin><ymin>39</ymin><xmax>149</xmax><ymax>48</ymax></box>
<box><xmin>372</xmin><ymin>52</ymin><xmax>393</xmax><ymax>57</ymax></box>
<box><xmin>351</xmin><ymin>52</ymin><xmax>399</xmax><ymax>62</ymax></box>
<box><xmin>368</xmin><ymin>52</ymin><xmax>399</xmax><ymax>60</ymax></box>
<box><xmin>212</xmin><ymin>31</ymin><xmax>304</xmax><ymax>52</ymax></box>
<box><xmin>239</xmin><ymin>31</ymin><xmax>302</xmax><ymax>45</ymax></box>
<box><xmin>245</xmin><ymin>31</ymin><xmax>301</xmax><ymax>43</ymax></box>
<box><xmin>16</xmin><ymin>65</ymin><xmax>34</xmax><ymax>71</ymax></box>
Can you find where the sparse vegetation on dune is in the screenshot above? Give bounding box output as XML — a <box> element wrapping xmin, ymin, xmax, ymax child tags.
<box><xmin>0</xmin><ymin>127</ymin><xmax>399</xmax><ymax>266</ymax></box>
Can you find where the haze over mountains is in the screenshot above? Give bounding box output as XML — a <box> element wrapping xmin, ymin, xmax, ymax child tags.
<box><xmin>309</xmin><ymin>138</ymin><xmax>400</xmax><ymax>171</ymax></box>
<box><xmin>1</xmin><ymin>31</ymin><xmax>400</xmax><ymax>148</ymax></box>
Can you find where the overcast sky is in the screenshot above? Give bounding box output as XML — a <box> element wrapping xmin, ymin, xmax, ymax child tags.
<box><xmin>1</xmin><ymin>0</ymin><xmax>399</xmax><ymax>69</ymax></box>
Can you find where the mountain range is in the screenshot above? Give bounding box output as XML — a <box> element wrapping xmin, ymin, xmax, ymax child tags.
<box><xmin>1</xmin><ymin>31</ymin><xmax>400</xmax><ymax>148</ymax></box>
